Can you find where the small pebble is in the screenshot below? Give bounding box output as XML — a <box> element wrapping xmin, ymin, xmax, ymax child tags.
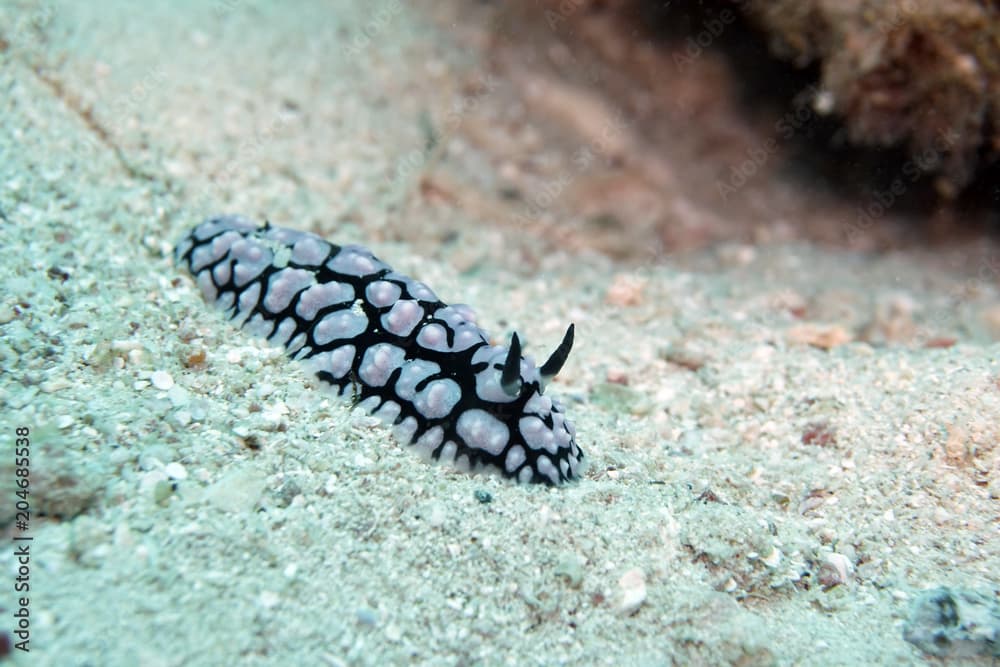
<box><xmin>473</xmin><ymin>489</ymin><xmax>492</xmax><ymax>504</ymax></box>
<box><xmin>787</xmin><ymin>323</ymin><xmax>852</xmax><ymax>350</ymax></box>
<box><xmin>184</xmin><ymin>348</ymin><xmax>207</xmax><ymax>367</ymax></box>
<box><xmin>204</xmin><ymin>467</ymin><xmax>268</xmax><ymax>513</ymax></box>
<box><xmin>166</xmin><ymin>385</ymin><xmax>190</xmax><ymax>406</ymax></box>
<box><xmin>113</xmin><ymin>523</ymin><xmax>135</xmax><ymax>549</ymax></box>
<box><xmin>944</xmin><ymin>425</ymin><xmax>968</xmax><ymax>464</ymax></box>
<box><xmin>139</xmin><ymin>469</ymin><xmax>168</xmax><ymax>495</ymax></box>
<box><xmin>355</xmin><ymin>608</ymin><xmax>378</xmax><ymax>626</ymax></box>
<box><xmin>257</xmin><ymin>591</ymin><xmax>280</xmax><ymax>609</ymax></box>
<box><xmin>660</xmin><ymin>341</ymin><xmax>707</xmax><ymax>371</ymax></box>
<box><xmin>819</xmin><ymin>552</ymin><xmax>852</xmax><ymax>588</ymax></box>
<box><xmin>139</xmin><ymin>445</ymin><xmax>174</xmax><ymax>470</ymax></box>
<box><xmin>425</xmin><ymin>502</ymin><xmax>447</xmax><ymax>528</ymax></box>
<box><xmin>153</xmin><ymin>479</ymin><xmax>174</xmax><ymax>505</ymax></box>
<box><xmin>40</xmin><ymin>378</ymin><xmax>72</xmax><ymax>393</ymax></box>
<box><xmin>605</xmin><ymin>273</ymin><xmax>646</xmax><ymax>306</ymax></box>
<box><xmin>150</xmin><ymin>370</ymin><xmax>174</xmax><ymax>391</ymax></box>
<box><xmin>761</xmin><ymin>547</ymin><xmax>783</xmax><ymax>568</ymax></box>
<box><xmin>616</xmin><ymin>568</ymin><xmax>647</xmax><ymax>615</ymax></box>
<box><xmin>605</xmin><ymin>367</ymin><xmax>629</xmax><ymax>385</ymax></box>
<box><xmin>933</xmin><ymin>507</ymin><xmax>950</xmax><ymax>525</ymax></box>
<box><xmin>164</xmin><ymin>462</ymin><xmax>188</xmax><ymax>480</ymax></box>
<box><xmin>553</xmin><ymin>553</ymin><xmax>585</xmax><ymax>588</ymax></box>
<box><xmin>109</xmin><ymin>448</ymin><xmax>133</xmax><ymax>465</ymax></box>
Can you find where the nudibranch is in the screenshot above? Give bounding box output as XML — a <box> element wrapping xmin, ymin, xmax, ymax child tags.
<box><xmin>175</xmin><ymin>216</ymin><xmax>585</xmax><ymax>485</ymax></box>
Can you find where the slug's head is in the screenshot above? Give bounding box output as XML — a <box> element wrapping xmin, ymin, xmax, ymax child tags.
<box><xmin>500</xmin><ymin>324</ymin><xmax>575</xmax><ymax>399</ymax></box>
<box><xmin>470</xmin><ymin>324</ymin><xmax>584</xmax><ymax>485</ymax></box>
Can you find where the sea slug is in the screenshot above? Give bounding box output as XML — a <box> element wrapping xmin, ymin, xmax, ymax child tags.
<box><xmin>175</xmin><ymin>216</ymin><xmax>585</xmax><ymax>485</ymax></box>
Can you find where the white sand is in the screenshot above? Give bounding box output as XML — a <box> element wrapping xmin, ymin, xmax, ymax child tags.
<box><xmin>1</xmin><ymin>1</ymin><xmax>997</xmax><ymax>665</ymax></box>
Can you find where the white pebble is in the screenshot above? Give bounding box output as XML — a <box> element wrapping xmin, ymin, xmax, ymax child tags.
<box><xmin>761</xmin><ymin>547</ymin><xmax>783</xmax><ymax>568</ymax></box>
<box><xmin>425</xmin><ymin>502</ymin><xmax>447</xmax><ymax>528</ymax></box>
<box><xmin>257</xmin><ymin>590</ymin><xmax>280</xmax><ymax>609</ymax></box>
<box><xmin>820</xmin><ymin>552</ymin><xmax>853</xmax><ymax>587</ymax></box>
<box><xmin>204</xmin><ymin>467</ymin><xmax>267</xmax><ymax>513</ymax></box>
<box><xmin>139</xmin><ymin>469</ymin><xmax>169</xmax><ymax>495</ymax></box>
<box><xmin>40</xmin><ymin>378</ymin><xmax>72</xmax><ymax>393</ymax></box>
<box><xmin>616</xmin><ymin>568</ymin><xmax>647</xmax><ymax>615</ymax></box>
<box><xmin>151</xmin><ymin>370</ymin><xmax>174</xmax><ymax>390</ymax></box>
<box><xmin>164</xmin><ymin>462</ymin><xmax>188</xmax><ymax>480</ymax></box>
<box><xmin>324</xmin><ymin>476</ymin><xmax>339</xmax><ymax>494</ymax></box>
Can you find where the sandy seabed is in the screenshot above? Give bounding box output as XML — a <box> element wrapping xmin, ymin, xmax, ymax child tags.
<box><xmin>0</xmin><ymin>1</ymin><xmax>997</xmax><ymax>665</ymax></box>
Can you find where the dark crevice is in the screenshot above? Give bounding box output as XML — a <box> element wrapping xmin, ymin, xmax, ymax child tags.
<box><xmin>639</xmin><ymin>0</ymin><xmax>998</xmax><ymax>231</ymax></box>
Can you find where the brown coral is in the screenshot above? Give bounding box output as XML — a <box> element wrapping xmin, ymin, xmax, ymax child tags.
<box><xmin>745</xmin><ymin>0</ymin><xmax>1000</xmax><ymax>195</ymax></box>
